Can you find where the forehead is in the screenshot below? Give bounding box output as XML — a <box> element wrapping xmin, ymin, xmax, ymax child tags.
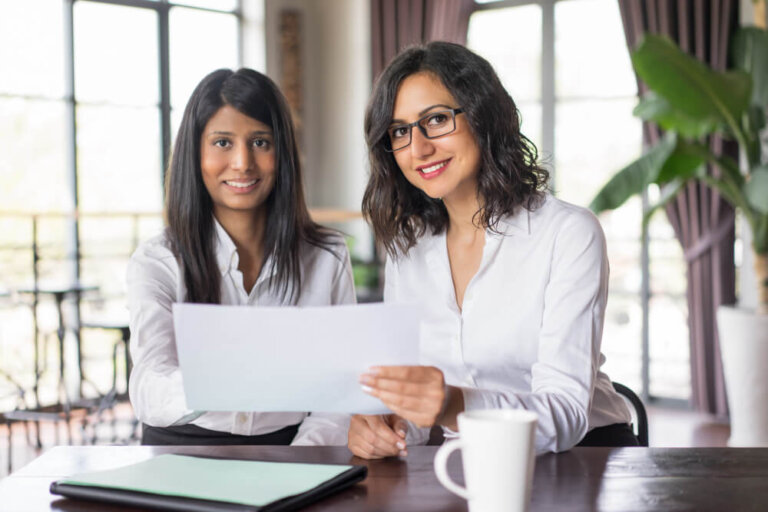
<box><xmin>204</xmin><ymin>105</ymin><xmax>271</xmax><ymax>132</ymax></box>
<box><xmin>392</xmin><ymin>71</ymin><xmax>457</xmax><ymax>120</ymax></box>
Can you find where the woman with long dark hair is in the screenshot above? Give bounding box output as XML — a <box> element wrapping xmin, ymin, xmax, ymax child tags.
<box><xmin>128</xmin><ymin>68</ymin><xmax>354</xmax><ymax>446</ymax></box>
<box><xmin>349</xmin><ymin>42</ymin><xmax>636</xmax><ymax>458</ymax></box>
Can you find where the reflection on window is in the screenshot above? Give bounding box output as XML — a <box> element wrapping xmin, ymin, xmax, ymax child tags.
<box><xmin>469</xmin><ymin>0</ymin><xmax>690</xmax><ymax>401</ymax></box>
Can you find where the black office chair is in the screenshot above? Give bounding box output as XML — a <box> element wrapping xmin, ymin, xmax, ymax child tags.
<box><xmin>612</xmin><ymin>381</ymin><xmax>649</xmax><ymax>447</ymax></box>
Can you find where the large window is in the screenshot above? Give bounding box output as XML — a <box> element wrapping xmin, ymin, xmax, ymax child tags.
<box><xmin>0</xmin><ymin>0</ymin><xmax>241</xmax><ymax>406</ymax></box>
<box><xmin>468</xmin><ymin>0</ymin><xmax>690</xmax><ymax>402</ymax></box>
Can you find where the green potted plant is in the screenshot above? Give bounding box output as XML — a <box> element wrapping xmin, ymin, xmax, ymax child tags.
<box><xmin>589</xmin><ymin>26</ymin><xmax>768</xmax><ymax>446</ymax></box>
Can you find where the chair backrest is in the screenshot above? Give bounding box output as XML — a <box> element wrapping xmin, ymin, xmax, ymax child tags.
<box><xmin>612</xmin><ymin>381</ymin><xmax>649</xmax><ymax>447</ymax></box>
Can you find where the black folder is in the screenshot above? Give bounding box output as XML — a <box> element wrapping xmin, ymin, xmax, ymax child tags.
<box><xmin>50</xmin><ymin>454</ymin><xmax>367</xmax><ymax>511</ymax></box>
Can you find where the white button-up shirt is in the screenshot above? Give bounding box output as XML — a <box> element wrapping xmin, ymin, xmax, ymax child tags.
<box><xmin>127</xmin><ymin>220</ymin><xmax>355</xmax><ymax>445</ymax></box>
<box><xmin>385</xmin><ymin>195</ymin><xmax>630</xmax><ymax>453</ymax></box>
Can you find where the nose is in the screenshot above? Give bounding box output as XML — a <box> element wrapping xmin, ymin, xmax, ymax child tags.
<box><xmin>230</xmin><ymin>142</ymin><xmax>253</xmax><ymax>172</ymax></box>
<box><xmin>409</xmin><ymin>127</ymin><xmax>435</xmax><ymax>159</ymax></box>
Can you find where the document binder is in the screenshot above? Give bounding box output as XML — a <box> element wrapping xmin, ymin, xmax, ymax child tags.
<box><xmin>50</xmin><ymin>454</ymin><xmax>367</xmax><ymax>511</ymax></box>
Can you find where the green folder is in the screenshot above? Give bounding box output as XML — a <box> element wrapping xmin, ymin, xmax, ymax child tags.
<box><xmin>49</xmin><ymin>454</ymin><xmax>367</xmax><ymax>511</ymax></box>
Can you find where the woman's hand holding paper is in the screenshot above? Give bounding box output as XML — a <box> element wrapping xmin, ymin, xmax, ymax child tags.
<box><xmin>359</xmin><ymin>366</ymin><xmax>455</xmax><ymax>428</ymax></box>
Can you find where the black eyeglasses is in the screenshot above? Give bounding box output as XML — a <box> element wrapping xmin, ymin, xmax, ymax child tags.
<box><xmin>384</xmin><ymin>108</ymin><xmax>464</xmax><ymax>152</ymax></box>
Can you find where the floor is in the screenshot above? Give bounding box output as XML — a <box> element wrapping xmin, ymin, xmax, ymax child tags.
<box><xmin>646</xmin><ymin>404</ymin><xmax>730</xmax><ymax>447</ymax></box>
<box><xmin>0</xmin><ymin>403</ymin><xmax>731</xmax><ymax>480</ymax></box>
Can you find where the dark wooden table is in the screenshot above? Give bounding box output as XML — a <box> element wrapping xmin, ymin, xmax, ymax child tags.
<box><xmin>2</xmin><ymin>446</ymin><xmax>768</xmax><ymax>511</ymax></box>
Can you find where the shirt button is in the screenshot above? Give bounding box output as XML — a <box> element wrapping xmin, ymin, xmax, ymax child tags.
<box><xmin>237</xmin><ymin>413</ymin><xmax>248</xmax><ymax>424</ymax></box>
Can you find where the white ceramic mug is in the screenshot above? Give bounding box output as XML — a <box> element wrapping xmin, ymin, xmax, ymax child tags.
<box><xmin>434</xmin><ymin>409</ymin><xmax>538</xmax><ymax>512</ymax></box>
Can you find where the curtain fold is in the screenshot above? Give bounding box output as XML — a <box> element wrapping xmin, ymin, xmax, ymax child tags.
<box><xmin>370</xmin><ymin>0</ymin><xmax>474</xmax><ymax>82</ymax></box>
<box><xmin>618</xmin><ymin>0</ymin><xmax>738</xmax><ymax>416</ymax></box>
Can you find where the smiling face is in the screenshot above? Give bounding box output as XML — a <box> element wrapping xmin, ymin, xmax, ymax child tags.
<box><xmin>200</xmin><ymin>105</ymin><xmax>276</xmax><ymax>223</ymax></box>
<box><xmin>390</xmin><ymin>71</ymin><xmax>482</xmax><ymax>204</ymax></box>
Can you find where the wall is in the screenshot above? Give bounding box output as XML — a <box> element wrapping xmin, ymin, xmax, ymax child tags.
<box><xmin>256</xmin><ymin>0</ymin><xmax>373</xmax><ymax>259</ymax></box>
<box><xmin>263</xmin><ymin>0</ymin><xmax>371</xmax><ymax>209</ymax></box>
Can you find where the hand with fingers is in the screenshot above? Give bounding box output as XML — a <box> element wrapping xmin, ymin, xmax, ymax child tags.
<box><xmin>359</xmin><ymin>366</ymin><xmax>462</xmax><ymax>429</ymax></box>
<box><xmin>348</xmin><ymin>414</ymin><xmax>409</xmax><ymax>459</ymax></box>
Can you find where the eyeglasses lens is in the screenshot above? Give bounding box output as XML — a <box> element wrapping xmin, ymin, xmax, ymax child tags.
<box><xmin>387</xmin><ymin>110</ymin><xmax>457</xmax><ymax>151</ymax></box>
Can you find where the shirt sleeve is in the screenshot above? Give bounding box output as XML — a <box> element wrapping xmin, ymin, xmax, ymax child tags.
<box><xmin>384</xmin><ymin>256</ymin><xmax>432</xmax><ymax>446</ymax></box>
<box><xmin>127</xmin><ymin>242</ymin><xmax>199</xmax><ymax>427</ymax></box>
<box><xmin>461</xmin><ymin>210</ymin><xmax>610</xmax><ymax>453</ymax></box>
<box><xmin>292</xmin><ymin>239</ymin><xmax>357</xmax><ymax>445</ymax></box>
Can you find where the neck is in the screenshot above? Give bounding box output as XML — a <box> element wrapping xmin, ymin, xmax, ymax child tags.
<box><xmin>213</xmin><ymin>206</ymin><xmax>267</xmax><ymax>260</ymax></box>
<box><xmin>443</xmin><ymin>191</ymin><xmax>484</xmax><ymax>237</ymax></box>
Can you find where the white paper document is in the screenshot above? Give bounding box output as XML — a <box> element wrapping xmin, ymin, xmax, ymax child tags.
<box><xmin>173</xmin><ymin>302</ymin><xmax>420</xmax><ymax>414</ymax></box>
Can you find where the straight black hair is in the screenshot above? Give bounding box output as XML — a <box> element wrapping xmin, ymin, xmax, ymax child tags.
<box><xmin>165</xmin><ymin>68</ymin><xmax>336</xmax><ymax>304</ymax></box>
<box><xmin>362</xmin><ymin>42</ymin><xmax>549</xmax><ymax>257</ymax></box>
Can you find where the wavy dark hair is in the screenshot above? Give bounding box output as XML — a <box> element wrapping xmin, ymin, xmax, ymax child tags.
<box><xmin>362</xmin><ymin>42</ymin><xmax>549</xmax><ymax>257</ymax></box>
<box><xmin>165</xmin><ymin>68</ymin><xmax>336</xmax><ymax>304</ymax></box>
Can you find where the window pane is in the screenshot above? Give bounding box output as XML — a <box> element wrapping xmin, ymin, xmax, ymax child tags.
<box><xmin>76</xmin><ymin>105</ymin><xmax>162</xmax><ymax>213</ymax></box>
<box><xmin>601</xmin><ymin>288</ymin><xmax>643</xmax><ymax>393</ymax></box>
<box><xmin>74</xmin><ymin>2</ymin><xmax>159</xmax><ymax>105</ymax></box>
<box><xmin>517</xmin><ymin>102</ymin><xmax>542</xmax><ymax>157</ymax></box>
<box><xmin>599</xmin><ymin>196</ymin><xmax>643</xmax><ymax>390</ymax></box>
<box><xmin>555</xmin><ymin>0</ymin><xmax>637</xmax><ymax>99</ymax></box>
<box><xmin>467</xmin><ymin>5</ymin><xmax>542</xmax><ymax>103</ymax></box>
<box><xmin>649</xmin><ymin>217</ymin><xmax>690</xmax><ymax>399</ymax></box>
<box><xmin>554</xmin><ymin>98</ymin><xmax>641</xmax><ymax>207</ymax></box>
<box><xmin>170</xmin><ymin>7</ymin><xmax>239</xmax><ymax>108</ymax></box>
<box><xmin>649</xmin><ymin>295</ymin><xmax>690</xmax><ymax>399</ymax></box>
<box><xmin>0</xmin><ymin>98</ymin><xmax>70</xmax><ymax>212</ymax></box>
<box><xmin>0</xmin><ymin>0</ymin><xmax>65</xmax><ymax>97</ymax></box>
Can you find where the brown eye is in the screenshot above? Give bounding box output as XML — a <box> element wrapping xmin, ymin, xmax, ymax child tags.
<box><xmin>425</xmin><ymin>112</ymin><xmax>449</xmax><ymax>127</ymax></box>
<box><xmin>389</xmin><ymin>126</ymin><xmax>410</xmax><ymax>140</ymax></box>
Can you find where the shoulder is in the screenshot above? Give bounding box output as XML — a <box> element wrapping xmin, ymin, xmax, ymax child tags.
<box><xmin>128</xmin><ymin>230</ymin><xmax>180</xmax><ymax>281</ymax></box>
<box><xmin>300</xmin><ymin>230</ymin><xmax>351</xmax><ymax>269</ymax></box>
<box><xmin>530</xmin><ymin>195</ymin><xmax>605</xmax><ymax>242</ymax></box>
<box><xmin>131</xmin><ymin>230</ymin><xmax>176</xmax><ymax>262</ymax></box>
<box><xmin>385</xmin><ymin>229</ymin><xmax>438</xmax><ymax>275</ymax></box>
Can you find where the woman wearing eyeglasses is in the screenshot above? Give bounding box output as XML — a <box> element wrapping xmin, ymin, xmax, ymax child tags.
<box><xmin>348</xmin><ymin>42</ymin><xmax>637</xmax><ymax>459</ymax></box>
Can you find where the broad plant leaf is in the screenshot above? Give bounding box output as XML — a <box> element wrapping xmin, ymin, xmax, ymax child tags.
<box><xmin>753</xmin><ymin>214</ymin><xmax>768</xmax><ymax>254</ymax></box>
<box><xmin>746</xmin><ymin>166</ymin><xmax>768</xmax><ymax>215</ymax></box>
<box><xmin>747</xmin><ymin>105</ymin><xmax>767</xmax><ymax>133</ymax></box>
<box><xmin>745</xmin><ymin>105</ymin><xmax>767</xmax><ymax>166</ymax></box>
<box><xmin>634</xmin><ymin>93</ymin><xmax>719</xmax><ymax>138</ymax></box>
<box><xmin>656</xmin><ymin>141</ymin><xmax>707</xmax><ymax>183</ymax></box>
<box><xmin>590</xmin><ymin>133</ymin><xmax>677</xmax><ymax>214</ymax></box>
<box><xmin>631</xmin><ymin>35</ymin><xmax>751</xmax><ymax>134</ymax></box>
<box><xmin>732</xmin><ymin>27</ymin><xmax>768</xmax><ymax>108</ymax></box>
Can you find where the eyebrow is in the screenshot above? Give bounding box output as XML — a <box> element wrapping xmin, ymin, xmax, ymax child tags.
<box><xmin>389</xmin><ymin>104</ymin><xmax>455</xmax><ymax>125</ymax></box>
<box><xmin>207</xmin><ymin>130</ymin><xmax>273</xmax><ymax>136</ymax></box>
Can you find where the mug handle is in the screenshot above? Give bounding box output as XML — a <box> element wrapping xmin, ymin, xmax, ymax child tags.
<box><xmin>433</xmin><ymin>439</ymin><xmax>469</xmax><ymax>500</ymax></box>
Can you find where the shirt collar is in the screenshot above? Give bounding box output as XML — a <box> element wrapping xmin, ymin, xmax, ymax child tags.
<box><xmin>214</xmin><ymin>218</ymin><xmax>238</xmax><ymax>273</ymax></box>
<box><xmin>495</xmin><ymin>207</ymin><xmax>532</xmax><ymax>237</ymax></box>
<box><xmin>212</xmin><ymin>217</ymin><xmax>278</xmax><ymax>280</ymax></box>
